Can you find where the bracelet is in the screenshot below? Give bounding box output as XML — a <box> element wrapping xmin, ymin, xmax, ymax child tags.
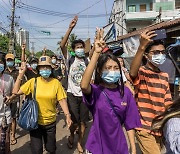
<box><xmin>18</xmin><ymin>78</ymin><xmax>23</xmax><ymax>81</ymax></box>
<box><xmin>65</xmin><ymin>113</ymin><xmax>71</xmax><ymax>117</ymax></box>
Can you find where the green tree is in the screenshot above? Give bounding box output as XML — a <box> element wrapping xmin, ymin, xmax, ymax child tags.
<box><xmin>57</xmin><ymin>33</ymin><xmax>77</xmax><ymax>52</ymax></box>
<box><xmin>35</xmin><ymin>49</ymin><xmax>55</xmax><ymax>58</ymax></box>
<box><xmin>0</xmin><ymin>34</ymin><xmax>9</xmax><ymax>52</ymax></box>
<box><xmin>0</xmin><ymin>34</ymin><xmax>31</xmax><ymax>58</ymax></box>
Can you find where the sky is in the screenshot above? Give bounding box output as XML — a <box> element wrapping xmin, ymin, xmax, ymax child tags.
<box><xmin>0</xmin><ymin>0</ymin><xmax>114</xmax><ymax>53</ymax></box>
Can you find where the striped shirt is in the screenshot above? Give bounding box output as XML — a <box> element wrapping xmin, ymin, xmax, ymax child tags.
<box><xmin>134</xmin><ymin>66</ymin><xmax>172</xmax><ymax>134</ymax></box>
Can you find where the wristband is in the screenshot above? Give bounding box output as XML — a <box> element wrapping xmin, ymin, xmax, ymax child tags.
<box><xmin>65</xmin><ymin>113</ymin><xmax>71</xmax><ymax>117</ymax></box>
<box><xmin>18</xmin><ymin>78</ymin><xmax>23</xmax><ymax>81</ymax></box>
<box><xmin>102</xmin><ymin>47</ymin><xmax>109</xmax><ymax>53</ymax></box>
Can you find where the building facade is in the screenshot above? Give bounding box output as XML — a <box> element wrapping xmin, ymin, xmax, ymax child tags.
<box><xmin>109</xmin><ymin>0</ymin><xmax>180</xmax><ymax>37</ymax></box>
<box><xmin>16</xmin><ymin>28</ymin><xmax>29</xmax><ymax>51</ymax></box>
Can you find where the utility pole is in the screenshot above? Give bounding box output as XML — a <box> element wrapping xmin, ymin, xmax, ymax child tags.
<box><xmin>103</xmin><ymin>0</ymin><xmax>108</xmax><ymax>24</ymax></box>
<box><xmin>9</xmin><ymin>0</ymin><xmax>16</xmax><ymax>54</ymax></box>
<box><xmin>30</xmin><ymin>41</ymin><xmax>35</xmax><ymax>56</ymax></box>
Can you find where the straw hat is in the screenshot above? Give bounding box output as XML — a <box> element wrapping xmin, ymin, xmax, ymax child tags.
<box><xmin>5</xmin><ymin>53</ymin><xmax>15</xmax><ymax>60</ymax></box>
<box><xmin>38</xmin><ymin>56</ymin><xmax>52</xmax><ymax>67</ymax></box>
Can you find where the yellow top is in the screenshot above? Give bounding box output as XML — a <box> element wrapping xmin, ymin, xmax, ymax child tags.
<box><xmin>20</xmin><ymin>77</ymin><xmax>67</xmax><ymax>125</ymax></box>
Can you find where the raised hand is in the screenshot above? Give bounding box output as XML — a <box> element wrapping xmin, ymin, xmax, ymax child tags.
<box><xmin>140</xmin><ymin>30</ymin><xmax>157</xmax><ymax>50</ymax></box>
<box><xmin>21</xmin><ymin>43</ymin><xmax>26</xmax><ymax>51</ymax></box>
<box><xmin>94</xmin><ymin>28</ymin><xmax>106</xmax><ymax>53</ymax></box>
<box><xmin>69</xmin><ymin>15</ymin><xmax>78</xmax><ymax>29</ymax></box>
<box><xmin>43</xmin><ymin>46</ymin><xmax>46</xmax><ymax>56</ymax></box>
<box><xmin>19</xmin><ymin>62</ymin><xmax>27</xmax><ymax>75</ymax></box>
<box><xmin>21</xmin><ymin>42</ymin><xmax>26</xmax><ymax>62</ymax></box>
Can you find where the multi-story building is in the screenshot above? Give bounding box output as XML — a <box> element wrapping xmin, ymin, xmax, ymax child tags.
<box><xmin>109</xmin><ymin>0</ymin><xmax>180</xmax><ymax>38</ymax></box>
<box><xmin>16</xmin><ymin>28</ymin><xmax>29</xmax><ymax>51</ymax></box>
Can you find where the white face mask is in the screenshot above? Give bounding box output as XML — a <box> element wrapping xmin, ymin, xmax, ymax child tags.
<box><xmin>75</xmin><ymin>48</ymin><xmax>85</xmax><ymax>58</ymax></box>
<box><xmin>151</xmin><ymin>54</ymin><xmax>166</xmax><ymax>66</ymax></box>
<box><xmin>51</xmin><ymin>59</ymin><xmax>57</xmax><ymax>64</ymax></box>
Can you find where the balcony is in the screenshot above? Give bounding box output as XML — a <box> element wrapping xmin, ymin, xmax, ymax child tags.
<box><xmin>126</xmin><ymin>11</ymin><xmax>157</xmax><ymax>21</ymax></box>
<box><xmin>126</xmin><ymin>9</ymin><xmax>180</xmax><ymax>21</ymax></box>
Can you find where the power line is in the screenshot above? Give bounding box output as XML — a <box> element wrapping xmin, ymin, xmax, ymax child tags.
<box><xmin>1</xmin><ymin>0</ymin><xmax>11</xmax><ymax>10</ymax></box>
<box><xmin>26</xmin><ymin>0</ymin><xmax>60</xmax><ymax>51</ymax></box>
<box><xmin>15</xmin><ymin>0</ymin><xmax>110</xmax><ymax>50</ymax></box>
<box><xmin>0</xmin><ymin>12</ymin><xmax>9</xmax><ymax>27</ymax></box>
<box><xmin>0</xmin><ymin>3</ymin><xmax>11</xmax><ymax>13</ymax></box>
<box><xmin>16</xmin><ymin>1</ymin><xmax>109</xmax><ymax>18</ymax></box>
<box><xmin>37</xmin><ymin>0</ymin><xmax>105</xmax><ymax>27</ymax></box>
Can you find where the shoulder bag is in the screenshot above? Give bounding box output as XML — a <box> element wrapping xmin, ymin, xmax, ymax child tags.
<box><xmin>18</xmin><ymin>78</ymin><xmax>38</xmax><ymax>131</ymax></box>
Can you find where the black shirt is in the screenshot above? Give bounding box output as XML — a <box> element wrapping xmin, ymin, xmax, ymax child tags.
<box><xmin>25</xmin><ymin>68</ymin><xmax>39</xmax><ymax>80</ymax></box>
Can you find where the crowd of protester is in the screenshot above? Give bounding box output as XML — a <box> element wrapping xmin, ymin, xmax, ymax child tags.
<box><xmin>0</xmin><ymin>16</ymin><xmax>179</xmax><ymax>154</ymax></box>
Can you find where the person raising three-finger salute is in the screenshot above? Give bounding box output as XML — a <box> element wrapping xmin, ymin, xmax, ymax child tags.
<box><xmin>60</xmin><ymin>16</ymin><xmax>90</xmax><ymax>153</ymax></box>
<box><xmin>130</xmin><ymin>30</ymin><xmax>173</xmax><ymax>154</ymax></box>
<box><xmin>7</xmin><ymin>56</ymin><xmax>72</xmax><ymax>154</ymax></box>
<box><xmin>81</xmin><ymin>28</ymin><xmax>141</xmax><ymax>154</ymax></box>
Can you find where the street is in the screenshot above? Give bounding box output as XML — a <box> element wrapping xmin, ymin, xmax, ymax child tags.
<box><xmin>10</xmin><ymin>110</ymin><xmax>145</xmax><ymax>154</ymax></box>
<box><xmin>10</xmin><ymin>112</ymin><xmax>90</xmax><ymax>154</ymax></box>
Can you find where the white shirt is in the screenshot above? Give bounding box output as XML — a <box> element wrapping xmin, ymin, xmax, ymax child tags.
<box><xmin>0</xmin><ymin>74</ymin><xmax>14</xmax><ymax>125</ymax></box>
<box><xmin>67</xmin><ymin>57</ymin><xmax>86</xmax><ymax>97</ymax></box>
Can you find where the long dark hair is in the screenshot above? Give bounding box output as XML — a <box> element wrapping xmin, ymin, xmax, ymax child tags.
<box><xmin>0</xmin><ymin>53</ymin><xmax>6</xmax><ymax>74</ymax></box>
<box><xmin>152</xmin><ymin>97</ymin><xmax>180</xmax><ymax>133</ymax></box>
<box><xmin>94</xmin><ymin>52</ymin><xmax>124</xmax><ymax>97</ymax></box>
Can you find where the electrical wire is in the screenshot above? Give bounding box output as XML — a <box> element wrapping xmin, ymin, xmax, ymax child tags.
<box><xmin>1</xmin><ymin>0</ymin><xmax>11</xmax><ymax>10</ymax></box>
<box><xmin>17</xmin><ymin>0</ymin><xmax>106</xmax><ymax>27</ymax></box>
<box><xmin>15</xmin><ymin>0</ymin><xmax>111</xmax><ymax>50</ymax></box>
<box><xmin>0</xmin><ymin>3</ymin><xmax>11</xmax><ymax>13</ymax></box>
<box><xmin>22</xmin><ymin>0</ymin><xmax>57</xmax><ymax>51</ymax></box>
<box><xmin>16</xmin><ymin>1</ymin><xmax>109</xmax><ymax>18</ymax></box>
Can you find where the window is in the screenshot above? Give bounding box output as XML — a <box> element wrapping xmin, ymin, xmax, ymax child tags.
<box><xmin>128</xmin><ymin>5</ymin><xmax>136</xmax><ymax>12</ymax></box>
<box><xmin>155</xmin><ymin>2</ymin><xmax>174</xmax><ymax>11</ymax></box>
<box><xmin>150</xmin><ymin>2</ymin><xmax>153</xmax><ymax>11</ymax></box>
<box><xmin>140</xmin><ymin>4</ymin><xmax>147</xmax><ymax>12</ymax></box>
<box><xmin>175</xmin><ymin>0</ymin><xmax>180</xmax><ymax>9</ymax></box>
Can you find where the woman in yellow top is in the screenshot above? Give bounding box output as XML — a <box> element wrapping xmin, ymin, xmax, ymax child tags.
<box><xmin>8</xmin><ymin>56</ymin><xmax>72</xmax><ymax>154</ymax></box>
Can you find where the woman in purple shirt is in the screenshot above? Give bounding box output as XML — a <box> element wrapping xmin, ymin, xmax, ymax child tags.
<box><xmin>80</xmin><ymin>29</ymin><xmax>141</xmax><ymax>154</ymax></box>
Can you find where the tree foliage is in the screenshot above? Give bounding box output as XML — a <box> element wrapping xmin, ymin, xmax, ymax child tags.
<box><xmin>0</xmin><ymin>34</ymin><xmax>9</xmax><ymax>52</ymax></box>
<box><xmin>57</xmin><ymin>33</ymin><xmax>77</xmax><ymax>52</ymax></box>
<box><xmin>0</xmin><ymin>34</ymin><xmax>31</xmax><ymax>58</ymax></box>
<box><xmin>35</xmin><ymin>49</ymin><xmax>55</xmax><ymax>58</ymax></box>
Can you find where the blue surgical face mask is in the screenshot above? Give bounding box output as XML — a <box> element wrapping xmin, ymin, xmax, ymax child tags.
<box><xmin>31</xmin><ymin>63</ymin><xmax>38</xmax><ymax>70</ymax></box>
<box><xmin>39</xmin><ymin>69</ymin><xmax>51</xmax><ymax>78</ymax></box>
<box><xmin>101</xmin><ymin>71</ymin><xmax>121</xmax><ymax>84</ymax></box>
<box><xmin>151</xmin><ymin>54</ymin><xmax>166</xmax><ymax>66</ymax></box>
<box><xmin>51</xmin><ymin>59</ymin><xmax>56</xmax><ymax>64</ymax></box>
<box><xmin>0</xmin><ymin>64</ymin><xmax>4</xmax><ymax>73</ymax></box>
<box><xmin>75</xmin><ymin>48</ymin><xmax>85</xmax><ymax>58</ymax></box>
<box><xmin>6</xmin><ymin>61</ymin><xmax>14</xmax><ymax>67</ymax></box>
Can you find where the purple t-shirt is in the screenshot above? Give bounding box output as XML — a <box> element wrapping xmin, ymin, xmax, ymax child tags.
<box><xmin>83</xmin><ymin>84</ymin><xmax>141</xmax><ymax>154</ymax></box>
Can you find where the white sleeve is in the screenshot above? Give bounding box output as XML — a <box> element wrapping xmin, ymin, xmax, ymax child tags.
<box><xmin>122</xmin><ymin>71</ymin><xmax>127</xmax><ymax>82</ymax></box>
<box><xmin>164</xmin><ymin>118</ymin><xmax>180</xmax><ymax>154</ymax></box>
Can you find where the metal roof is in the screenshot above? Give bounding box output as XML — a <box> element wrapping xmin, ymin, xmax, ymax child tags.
<box><xmin>117</xmin><ymin>17</ymin><xmax>180</xmax><ymax>41</ymax></box>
